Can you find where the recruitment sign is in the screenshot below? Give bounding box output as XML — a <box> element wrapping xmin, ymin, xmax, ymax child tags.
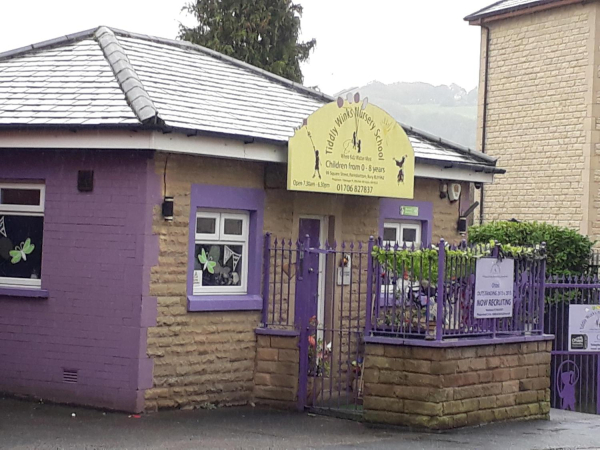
<box><xmin>568</xmin><ymin>305</ymin><xmax>600</xmax><ymax>352</ymax></box>
<box><xmin>474</xmin><ymin>258</ymin><xmax>515</xmax><ymax>319</ymax></box>
<box><xmin>288</xmin><ymin>94</ymin><xmax>415</xmax><ymax>199</ymax></box>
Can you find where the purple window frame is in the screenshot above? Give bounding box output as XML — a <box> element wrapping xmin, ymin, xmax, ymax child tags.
<box><xmin>379</xmin><ymin>198</ymin><xmax>433</xmax><ymax>246</ymax></box>
<box><xmin>187</xmin><ymin>184</ymin><xmax>265</xmax><ymax>312</ymax></box>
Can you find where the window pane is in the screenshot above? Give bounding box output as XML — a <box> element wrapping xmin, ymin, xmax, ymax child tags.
<box><xmin>223</xmin><ymin>218</ymin><xmax>243</xmax><ymax>236</ymax></box>
<box><xmin>1</xmin><ymin>188</ymin><xmax>40</xmax><ymax>206</ymax></box>
<box><xmin>383</xmin><ymin>227</ymin><xmax>397</xmax><ymax>242</ymax></box>
<box><xmin>196</xmin><ymin>217</ymin><xmax>216</xmax><ymax>234</ymax></box>
<box><xmin>0</xmin><ymin>214</ymin><xmax>44</xmax><ymax>280</ymax></box>
<box><xmin>194</xmin><ymin>244</ymin><xmax>243</xmax><ymax>288</ymax></box>
<box><xmin>402</xmin><ymin>228</ymin><xmax>418</xmax><ymax>243</ymax></box>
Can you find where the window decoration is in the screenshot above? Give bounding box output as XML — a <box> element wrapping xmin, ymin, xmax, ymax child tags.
<box><xmin>0</xmin><ymin>184</ymin><xmax>45</xmax><ymax>288</ymax></box>
<box><xmin>193</xmin><ymin>211</ymin><xmax>248</xmax><ymax>295</ymax></box>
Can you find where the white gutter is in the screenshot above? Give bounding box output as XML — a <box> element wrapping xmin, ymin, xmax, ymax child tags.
<box><xmin>0</xmin><ymin>129</ymin><xmax>496</xmax><ymax>183</ymax></box>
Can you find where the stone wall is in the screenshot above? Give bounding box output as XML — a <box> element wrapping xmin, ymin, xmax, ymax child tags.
<box><xmin>145</xmin><ymin>153</ymin><xmax>471</xmax><ymax>411</ymax></box>
<box><xmin>363</xmin><ymin>340</ymin><xmax>552</xmax><ymax>429</ymax></box>
<box><xmin>253</xmin><ymin>334</ymin><xmax>299</xmax><ymax>409</ymax></box>
<box><xmin>477</xmin><ymin>3</ymin><xmax>599</xmax><ymax>238</ymax></box>
<box><xmin>145</xmin><ymin>154</ymin><xmax>264</xmax><ymax>411</ymax></box>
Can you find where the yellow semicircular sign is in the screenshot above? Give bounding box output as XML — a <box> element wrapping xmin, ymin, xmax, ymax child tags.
<box><xmin>287</xmin><ymin>97</ymin><xmax>415</xmax><ymax>199</ymax></box>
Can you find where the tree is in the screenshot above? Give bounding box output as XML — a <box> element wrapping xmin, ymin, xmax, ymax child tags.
<box><xmin>179</xmin><ymin>0</ymin><xmax>316</xmax><ymax>83</ymax></box>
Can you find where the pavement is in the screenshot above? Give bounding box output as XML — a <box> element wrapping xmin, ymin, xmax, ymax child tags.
<box><xmin>1</xmin><ymin>396</ymin><xmax>600</xmax><ymax>449</ymax></box>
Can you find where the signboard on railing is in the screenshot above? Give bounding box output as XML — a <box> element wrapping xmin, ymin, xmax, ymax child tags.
<box><xmin>568</xmin><ymin>305</ymin><xmax>600</xmax><ymax>352</ymax></box>
<box><xmin>474</xmin><ymin>258</ymin><xmax>515</xmax><ymax>319</ymax></box>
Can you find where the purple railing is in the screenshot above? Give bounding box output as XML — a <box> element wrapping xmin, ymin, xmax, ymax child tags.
<box><xmin>545</xmin><ymin>274</ymin><xmax>600</xmax><ymax>415</ymax></box>
<box><xmin>368</xmin><ymin>239</ymin><xmax>545</xmax><ymax>342</ymax></box>
<box><xmin>262</xmin><ymin>236</ymin><xmax>545</xmax><ymax>343</ymax></box>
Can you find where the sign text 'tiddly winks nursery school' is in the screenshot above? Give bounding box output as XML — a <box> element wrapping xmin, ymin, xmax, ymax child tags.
<box><xmin>287</xmin><ymin>94</ymin><xmax>415</xmax><ymax>199</ymax></box>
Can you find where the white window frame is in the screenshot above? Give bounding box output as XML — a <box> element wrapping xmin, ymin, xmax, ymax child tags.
<box><xmin>193</xmin><ymin>210</ymin><xmax>249</xmax><ymax>295</ymax></box>
<box><xmin>0</xmin><ymin>183</ymin><xmax>45</xmax><ymax>289</ymax></box>
<box><xmin>383</xmin><ymin>221</ymin><xmax>422</xmax><ymax>248</ymax></box>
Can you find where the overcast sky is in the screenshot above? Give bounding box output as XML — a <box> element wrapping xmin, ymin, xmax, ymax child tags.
<box><xmin>0</xmin><ymin>0</ymin><xmax>490</xmax><ymax>95</ymax></box>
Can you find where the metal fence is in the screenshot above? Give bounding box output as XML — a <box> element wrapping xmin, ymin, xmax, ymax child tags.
<box><xmin>368</xmin><ymin>239</ymin><xmax>545</xmax><ymax>341</ymax></box>
<box><xmin>545</xmin><ymin>274</ymin><xmax>600</xmax><ymax>414</ymax></box>
<box><xmin>260</xmin><ymin>234</ymin><xmax>600</xmax><ymax>416</ymax></box>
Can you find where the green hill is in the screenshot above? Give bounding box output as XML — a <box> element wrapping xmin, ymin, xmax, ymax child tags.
<box><xmin>338</xmin><ymin>81</ymin><xmax>478</xmax><ymax>149</ymax></box>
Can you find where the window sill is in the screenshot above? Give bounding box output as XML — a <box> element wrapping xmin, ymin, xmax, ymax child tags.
<box><xmin>187</xmin><ymin>294</ymin><xmax>262</xmax><ymax>312</ymax></box>
<box><xmin>0</xmin><ymin>286</ymin><xmax>49</xmax><ymax>299</ymax></box>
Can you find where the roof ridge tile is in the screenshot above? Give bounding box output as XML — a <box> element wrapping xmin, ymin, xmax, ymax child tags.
<box><xmin>94</xmin><ymin>26</ymin><xmax>161</xmax><ymax>125</ymax></box>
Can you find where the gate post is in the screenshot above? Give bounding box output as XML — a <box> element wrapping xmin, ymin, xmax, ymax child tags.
<box><xmin>436</xmin><ymin>239</ymin><xmax>445</xmax><ymax>341</ymax></box>
<box><xmin>365</xmin><ymin>236</ymin><xmax>375</xmax><ymax>335</ymax></box>
<box><xmin>597</xmin><ymin>356</ymin><xmax>600</xmax><ymax>415</ymax></box>
<box><xmin>296</xmin><ymin>236</ymin><xmax>310</xmax><ymax>411</ymax></box>
<box><xmin>539</xmin><ymin>242</ymin><xmax>547</xmax><ymax>335</ymax></box>
<box><xmin>262</xmin><ymin>233</ymin><xmax>271</xmax><ymax>327</ymax></box>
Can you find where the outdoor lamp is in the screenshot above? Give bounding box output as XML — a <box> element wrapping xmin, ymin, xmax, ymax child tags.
<box><xmin>162</xmin><ymin>196</ymin><xmax>174</xmax><ymax>221</ymax></box>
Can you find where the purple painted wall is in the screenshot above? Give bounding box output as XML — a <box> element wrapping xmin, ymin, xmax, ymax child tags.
<box><xmin>0</xmin><ymin>149</ymin><xmax>159</xmax><ymax>412</ymax></box>
<box><xmin>378</xmin><ymin>198</ymin><xmax>434</xmax><ymax>246</ymax></box>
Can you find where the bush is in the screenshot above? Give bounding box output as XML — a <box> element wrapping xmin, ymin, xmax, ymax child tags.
<box><xmin>468</xmin><ymin>221</ymin><xmax>594</xmax><ymax>275</ymax></box>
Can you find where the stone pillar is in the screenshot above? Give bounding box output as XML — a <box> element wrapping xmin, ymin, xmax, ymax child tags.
<box><xmin>253</xmin><ymin>333</ymin><xmax>299</xmax><ymax>409</ymax></box>
<box><xmin>363</xmin><ymin>339</ymin><xmax>552</xmax><ymax>430</ymax></box>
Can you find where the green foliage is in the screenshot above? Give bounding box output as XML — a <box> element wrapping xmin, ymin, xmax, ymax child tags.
<box><xmin>179</xmin><ymin>0</ymin><xmax>316</xmax><ymax>83</ymax></box>
<box><xmin>468</xmin><ymin>221</ymin><xmax>594</xmax><ymax>275</ymax></box>
<box><xmin>371</xmin><ymin>242</ymin><xmax>543</xmax><ymax>282</ymax></box>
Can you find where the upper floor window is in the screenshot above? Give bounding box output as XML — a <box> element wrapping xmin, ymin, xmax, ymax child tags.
<box><xmin>0</xmin><ymin>183</ymin><xmax>45</xmax><ymax>288</ymax></box>
<box><xmin>193</xmin><ymin>211</ymin><xmax>248</xmax><ymax>295</ymax></box>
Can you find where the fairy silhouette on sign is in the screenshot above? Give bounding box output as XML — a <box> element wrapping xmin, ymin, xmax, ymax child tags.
<box><xmin>340</xmin><ymin>93</ymin><xmax>369</xmax><ymax>155</ymax></box>
<box><xmin>393</xmin><ymin>156</ymin><xmax>407</xmax><ymax>184</ymax></box>
<box><xmin>305</xmin><ymin>129</ymin><xmax>321</xmax><ymax>180</ymax></box>
<box><xmin>556</xmin><ymin>360</ymin><xmax>579</xmax><ymax>411</ymax></box>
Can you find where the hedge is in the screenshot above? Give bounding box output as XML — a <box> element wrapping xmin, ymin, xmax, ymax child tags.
<box><xmin>468</xmin><ymin>221</ymin><xmax>594</xmax><ymax>275</ymax></box>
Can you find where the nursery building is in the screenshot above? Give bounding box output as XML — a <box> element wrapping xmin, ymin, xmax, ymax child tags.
<box><xmin>0</xmin><ymin>26</ymin><xmax>512</xmax><ymax>420</ymax></box>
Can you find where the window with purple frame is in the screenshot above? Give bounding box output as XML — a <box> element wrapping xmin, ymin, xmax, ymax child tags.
<box><xmin>0</xmin><ymin>183</ymin><xmax>45</xmax><ymax>288</ymax></box>
<box><xmin>187</xmin><ymin>184</ymin><xmax>265</xmax><ymax>312</ymax></box>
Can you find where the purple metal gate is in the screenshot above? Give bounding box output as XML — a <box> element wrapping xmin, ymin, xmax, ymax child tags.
<box><xmin>261</xmin><ymin>235</ymin><xmax>372</xmax><ymax>415</ymax></box>
<box><xmin>545</xmin><ymin>275</ymin><xmax>600</xmax><ymax>414</ymax></box>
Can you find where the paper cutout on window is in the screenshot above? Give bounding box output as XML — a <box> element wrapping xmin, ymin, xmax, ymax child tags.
<box><xmin>198</xmin><ymin>248</ymin><xmax>216</xmax><ymax>274</ymax></box>
<box><xmin>0</xmin><ymin>216</ymin><xmax>6</xmax><ymax>238</ymax></box>
<box><xmin>223</xmin><ymin>245</ymin><xmax>233</xmax><ymax>265</ymax></box>
<box><xmin>224</xmin><ymin>245</ymin><xmax>242</xmax><ymax>271</ymax></box>
<box><xmin>193</xmin><ymin>270</ymin><xmax>202</xmax><ymax>288</ymax></box>
<box><xmin>232</xmin><ymin>253</ymin><xmax>241</xmax><ymax>271</ymax></box>
<box><xmin>10</xmin><ymin>238</ymin><xmax>35</xmax><ymax>264</ymax></box>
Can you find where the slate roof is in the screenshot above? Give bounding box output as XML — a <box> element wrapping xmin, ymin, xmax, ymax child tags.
<box><xmin>465</xmin><ymin>0</ymin><xmax>564</xmax><ymax>21</ymax></box>
<box><xmin>0</xmin><ymin>26</ymin><xmax>502</xmax><ymax>173</ymax></box>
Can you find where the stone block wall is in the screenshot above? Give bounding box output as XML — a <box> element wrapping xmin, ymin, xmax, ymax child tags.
<box><xmin>363</xmin><ymin>340</ymin><xmax>552</xmax><ymax>429</ymax></box>
<box><xmin>145</xmin><ymin>153</ymin><xmax>471</xmax><ymax>411</ymax></box>
<box><xmin>145</xmin><ymin>154</ymin><xmax>265</xmax><ymax>411</ymax></box>
<box><xmin>253</xmin><ymin>334</ymin><xmax>299</xmax><ymax>409</ymax></box>
<box><xmin>477</xmin><ymin>3</ymin><xmax>598</xmax><ymax>238</ymax></box>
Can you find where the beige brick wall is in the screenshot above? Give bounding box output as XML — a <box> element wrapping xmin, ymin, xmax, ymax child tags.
<box><xmin>145</xmin><ymin>153</ymin><xmax>468</xmax><ymax>410</ymax></box>
<box><xmin>477</xmin><ymin>3</ymin><xmax>599</xmax><ymax>237</ymax></box>
<box><xmin>146</xmin><ymin>154</ymin><xmax>265</xmax><ymax>411</ymax></box>
<box><xmin>253</xmin><ymin>334</ymin><xmax>299</xmax><ymax>409</ymax></box>
<box><xmin>363</xmin><ymin>340</ymin><xmax>552</xmax><ymax>429</ymax></box>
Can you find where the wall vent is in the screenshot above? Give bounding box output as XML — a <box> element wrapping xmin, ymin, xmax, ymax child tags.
<box><xmin>62</xmin><ymin>369</ymin><xmax>78</xmax><ymax>384</ymax></box>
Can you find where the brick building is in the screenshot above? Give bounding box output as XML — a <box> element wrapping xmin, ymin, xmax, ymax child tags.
<box><xmin>0</xmin><ymin>27</ymin><xmax>502</xmax><ymax>412</ymax></box>
<box><xmin>465</xmin><ymin>0</ymin><xmax>600</xmax><ymax>238</ymax></box>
